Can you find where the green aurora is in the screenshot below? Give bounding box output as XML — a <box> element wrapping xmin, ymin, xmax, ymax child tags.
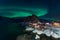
<box><xmin>0</xmin><ymin>7</ymin><xmax>48</xmax><ymax>18</ymax></box>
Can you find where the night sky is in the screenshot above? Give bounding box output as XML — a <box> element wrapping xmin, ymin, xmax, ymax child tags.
<box><xmin>0</xmin><ymin>0</ymin><xmax>60</xmax><ymax>20</ymax></box>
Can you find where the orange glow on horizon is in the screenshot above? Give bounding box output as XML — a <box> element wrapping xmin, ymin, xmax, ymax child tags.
<box><xmin>53</xmin><ymin>22</ymin><xmax>60</xmax><ymax>27</ymax></box>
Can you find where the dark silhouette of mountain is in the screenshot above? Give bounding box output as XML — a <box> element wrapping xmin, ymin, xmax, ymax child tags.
<box><xmin>0</xmin><ymin>16</ymin><xmax>59</xmax><ymax>40</ymax></box>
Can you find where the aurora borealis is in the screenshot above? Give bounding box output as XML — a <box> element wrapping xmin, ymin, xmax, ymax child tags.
<box><xmin>0</xmin><ymin>7</ymin><xmax>48</xmax><ymax>18</ymax></box>
<box><xmin>0</xmin><ymin>0</ymin><xmax>59</xmax><ymax>19</ymax></box>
